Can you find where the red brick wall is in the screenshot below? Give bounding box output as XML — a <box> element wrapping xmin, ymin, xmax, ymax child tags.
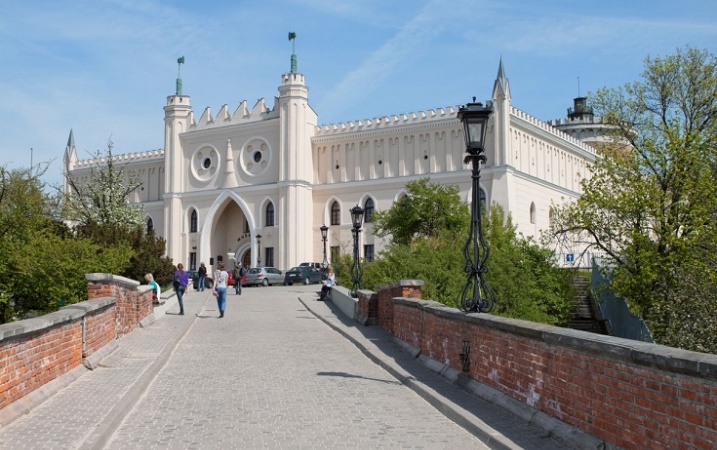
<box><xmin>0</xmin><ymin>319</ymin><xmax>82</xmax><ymax>410</ymax></box>
<box><xmin>87</xmin><ymin>274</ymin><xmax>151</xmax><ymax>337</ymax></box>
<box><xmin>0</xmin><ymin>273</ymin><xmax>151</xmax><ymax>416</ymax></box>
<box><xmin>377</xmin><ymin>280</ymin><xmax>423</xmax><ymax>333</ymax></box>
<box><xmin>390</xmin><ymin>297</ymin><xmax>717</xmax><ymax>449</ymax></box>
<box><xmin>83</xmin><ymin>304</ymin><xmax>117</xmax><ymax>358</ymax></box>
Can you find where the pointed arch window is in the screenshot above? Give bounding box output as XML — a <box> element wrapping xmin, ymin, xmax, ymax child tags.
<box><xmin>530</xmin><ymin>202</ymin><xmax>536</xmax><ymax>224</ymax></box>
<box><xmin>146</xmin><ymin>217</ymin><xmax>154</xmax><ymax>234</ymax></box>
<box><xmin>364</xmin><ymin>198</ymin><xmax>375</xmax><ymax>223</ymax></box>
<box><xmin>190</xmin><ymin>209</ymin><xmax>198</xmax><ymax>233</ymax></box>
<box><xmin>330</xmin><ymin>201</ymin><xmax>340</xmax><ymax>225</ymax></box>
<box><xmin>266</xmin><ymin>202</ymin><xmax>275</xmax><ymax>227</ymax></box>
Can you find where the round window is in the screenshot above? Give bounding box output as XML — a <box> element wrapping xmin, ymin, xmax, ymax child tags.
<box><xmin>253</xmin><ymin>151</ymin><xmax>262</xmax><ymax>163</ymax></box>
<box><xmin>190</xmin><ymin>146</ymin><xmax>219</xmax><ymax>182</ymax></box>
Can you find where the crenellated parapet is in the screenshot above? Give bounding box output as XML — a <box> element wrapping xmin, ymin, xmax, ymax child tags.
<box><xmin>189</xmin><ymin>97</ymin><xmax>280</xmax><ymax>131</ymax></box>
<box><xmin>70</xmin><ymin>149</ymin><xmax>164</xmax><ymax>168</ymax></box>
<box><xmin>510</xmin><ymin>106</ymin><xmax>596</xmax><ymax>155</ymax></box>
<box><xmin>314</xmin><ymin>106</ymin><xmax>461</xmax><ymax>137</ymax></box>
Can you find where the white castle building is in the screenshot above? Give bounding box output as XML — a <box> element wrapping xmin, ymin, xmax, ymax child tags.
<box><xmin>63</xmin><ymin>53</ymin><xmax>605</xmax><ymax>273</ymax></box>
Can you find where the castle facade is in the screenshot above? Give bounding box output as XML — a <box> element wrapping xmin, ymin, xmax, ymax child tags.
<box><xmin>64</xmin><ymin>58</ymin><xmax>603</xmax><ymax>273</ymax></box>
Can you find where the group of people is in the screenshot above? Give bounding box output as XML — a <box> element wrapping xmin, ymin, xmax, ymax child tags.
<box><xmin>146</xmin><ymin>262</ymin><xmax>334</xmax><ymax>319</ymax></box>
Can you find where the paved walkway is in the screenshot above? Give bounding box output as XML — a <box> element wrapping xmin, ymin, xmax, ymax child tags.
<box><xmin>0</xmin><ymin>285</ymin><xmax>574</xmax><ymax>449</ymax></box>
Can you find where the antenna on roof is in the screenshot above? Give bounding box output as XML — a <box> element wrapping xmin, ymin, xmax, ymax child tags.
<box><xmin>577</xmin><ymin>76</ymin><xmax>581</xmax><ymax>98</ymax></box>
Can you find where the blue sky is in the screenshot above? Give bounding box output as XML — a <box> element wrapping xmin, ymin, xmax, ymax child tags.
<box><xmin>1</xmin><ymin>0</ymin><xmax>715</xmax><ymax>188</ymax></box>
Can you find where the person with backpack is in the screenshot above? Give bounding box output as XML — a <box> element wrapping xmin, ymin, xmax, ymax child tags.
<box><xmin>197</xmin><ymin>262</ymin><xmax>207</xmax><ymax>291</ymax></box>
<box><xmin>233</xmin><ymin>263</ymin><xmax>246</xmax><ymax>295</ymax></box>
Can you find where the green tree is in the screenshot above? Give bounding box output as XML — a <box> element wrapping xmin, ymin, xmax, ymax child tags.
<box><xmin>547</xmin><ymin>47</ymin><xmax>717</xmax><ymax>351</ymax></box>
<box><xmin>365</xmin><ymin>178</ymin><xmax>574</xmax><ymax>324</ymax></box>
<box><xmin>372</xmin><ymin>178</ymin><xmax>470</xmax><ymax>246</ymax></box>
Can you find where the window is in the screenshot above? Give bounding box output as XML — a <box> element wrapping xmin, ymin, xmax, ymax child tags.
<box><xmin>330</xmin><ymin>201</ymin><xmax>340</xmax><ymax>225</ymax></box>
<box><xmin>364</xmin><ymin>198</ymin><xmax>375</xmax><ymax>223</ymax></box>
<box><xmin>146</xmin><ymin>217</ymin><xmax>154</xmax><ymax>234</ymax></box>
<box><xmin>266</xmin><ymin>202</ymin><xmax>275</xmax><ymax>227</ymax></box>
<box><xmin>330</xmin><ymin>246</ymin><xmax>340</xmax><ymax>264</ymax></box>
<box><xmin>265</xmin><ymin>247</ymin><xmax>274</xmax><ymax>268</ymax></box>
<box><xmin>530</xmin><ymin>202</ymin><xmax>536</xmax><ymax>224</ymax></box>
<box><xmin>190</xmin><ymin>252</ymin><xmax>197</xmax><ymax>271</ymax></box>
<box><xmin>190</xmin><ymin>209</ymin><xmax>198</xmax><ymax>233</ymax></box>
<box><xmin>364</xmin><ymin>244</ymin><xmax>375</xmax><ymax>262</ymax></box>
<box><xmin>244</xmin><ymin>219</ymin><xmax>250</xmax><ymax>233</ymax></box>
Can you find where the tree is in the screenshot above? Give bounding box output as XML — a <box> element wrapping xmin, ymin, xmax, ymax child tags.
<box><xmin>63</xmin><ymin>142</ymin><xmax>144</xmax><ymax>234</ymax></box>
<box><xmin>547</xmin><ymin>47</ymin><xmax>717</xmax><ymax>352</ymax></box>
<box><xmin>371</xmin><ymin>178</ymin><xmax>470</xmax><ymax>246</ymax></box>
<box><xmin>0</xmin><ymin>165</ymin><xmax>132</xmax><ymax>323</ymax></box>
<box><xmin>366</xmin><ymin>178</ymin><xmax>574</xmax><ymax>324</ymax></box>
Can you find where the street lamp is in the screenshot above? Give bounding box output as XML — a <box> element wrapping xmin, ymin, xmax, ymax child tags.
<box><xmin>349</xmin><ymin>205</ymin><xmax>364</xmax><ymax>298</ymax></box>
<box><xmin>457</xmin><ymin>98</ymin><xmax>496</xmax><ymax>313</ymax></box>
<box><xmin>320</xmin><ymin>224</ymin><xmax>329</xmax><ymax>269</ymax></box>
<box><xmin>256</xmin><ymin>234</ymin><xmax>262</xmax><ymax>267</ymax></box>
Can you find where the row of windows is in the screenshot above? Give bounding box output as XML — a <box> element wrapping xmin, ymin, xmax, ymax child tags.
<box><xmin>330</xmin><ymin>198</ymin><xmax>375</xmax><ymax>226</ymax></box>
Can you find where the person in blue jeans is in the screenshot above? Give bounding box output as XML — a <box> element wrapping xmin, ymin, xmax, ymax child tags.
<box><xmin>174</xmin><ymin>263</ymin><xmax>189</xmax><ymax>315</ymax></box>
<box><xmin>213</xmin><ymin>263</ymin><xmax>228</xmax><ymax>318</ymax></box>
<box><xmin>198</xmin><ymin>262</ymin><xmax>207</xmax><ymax>291</ymax></box>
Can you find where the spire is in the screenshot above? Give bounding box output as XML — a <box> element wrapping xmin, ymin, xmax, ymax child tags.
<box><xmin>66</xmin><ymin>129</ymin><xmax>75</xmax><ymax>149</ymax></box>
<box><xmin>492</xmin><ymin>56</ymin><xmax>510</xmax><ymax>100</ymax></box>
<box><xmin>64</xmin><ymin>128</ymin><xmax>77</xmax><ymax>168</ymax></box>
<box><xmin>288</xmin><ymin>32</ymin><xmax>297</xmax><ymax>73</ymax></box>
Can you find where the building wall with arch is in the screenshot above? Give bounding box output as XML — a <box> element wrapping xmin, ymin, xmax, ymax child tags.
<box><xmin>63</xmin><ymin>59</ymin><xmax>600</xmax><ymax>273</ymax></box>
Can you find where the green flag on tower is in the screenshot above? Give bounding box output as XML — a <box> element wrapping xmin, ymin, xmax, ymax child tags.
<box><xmin>288</xmin><ymin>32</ymin><xmax>296</xmax><ymax>40</ymax></box>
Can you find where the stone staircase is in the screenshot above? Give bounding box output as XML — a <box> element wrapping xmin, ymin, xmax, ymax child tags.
<box><xmin>566</xmin><ymin>275</ymin><xmax>609</xmax><ymax>335</ymax></box>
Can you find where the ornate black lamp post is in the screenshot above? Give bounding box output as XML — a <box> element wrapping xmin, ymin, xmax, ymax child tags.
<box><xmin>349</xmin><ymin>205</ymin><xmax>364</xmax><ymax>297</ymax></box>
<box><xmin>320</xmin><ymin>224</ymin><xmax>329</xmax><ymax>269</ymax></box>
<box><xmin>256</xmin><ymin>234</ymin><xmax>262</xmax><ymax>267</ymax></box>
<box><xmin>457</xmin><ymin>98</ymin><xmax>496</xmax><ymax>313</ymax></box>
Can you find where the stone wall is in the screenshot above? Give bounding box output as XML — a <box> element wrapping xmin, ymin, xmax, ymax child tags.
<box><xmin>385</xmin><ymin>292</ymin><xmax>717</xmax><ymax>449</ymax></box>
<box><xmin>0</xmin><ymin>274</ymin><xmax>154</xmax><ymax>417</ymax></box>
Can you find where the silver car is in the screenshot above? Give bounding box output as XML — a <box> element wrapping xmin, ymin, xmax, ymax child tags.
<box><xmin>244</xmin><ymin>267</ymin><xmax>284</xmax><ymax>286</ymax></box>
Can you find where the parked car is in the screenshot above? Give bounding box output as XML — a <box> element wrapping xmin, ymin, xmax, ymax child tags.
<box><xmin>244</xmin><ymin>267</ymin><xmax>284</xmax><ymax>286</ymax></box>
<box><xmin>299</xmin><ymin>262</ymin><xmax>323</xmax><ymax>271</ymax></box>
<box><xmin>284</xmin><ymin>266</ymin><xmax>324</xmax><ymax>285</ymax></box>
<box><xmin>188</xmin><ymin>270</ymin><xmax>213</xmax><ymax>290</ymax></box>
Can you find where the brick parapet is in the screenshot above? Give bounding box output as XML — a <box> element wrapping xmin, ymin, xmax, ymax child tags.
<box><xmin>356</xmin><ymin>291</ymin><xmax>378</xmax><ymax>325</ymax></box>
<box><xmin>86</xmin><ymin>273</ymin><xmax>147</xmax><ymax>337</ymax></box>
<box><xmin>391</xmin><ymin>297</ymin><xmax>717</xmax><ymax>449</ymax></box>
<box><xmin>376</xmin><ymin>280</ymin><xmax>423</xmax><ymax>333</ymax></box>
<box><xmin>0</xmin><ymin>274</ymin><xmax>151</xmax><ymax>418</ymax></box>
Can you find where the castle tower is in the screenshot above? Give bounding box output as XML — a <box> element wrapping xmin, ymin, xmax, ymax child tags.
<box><xmin>275</xmin><ymin>35</ymin><xmax>318</xmax><ymax>269</ymax></box>
<box><xmin>487</xmin><ymin>58</ymin><xmax>518</xmax><ymax>215</ymax></box>
<box><xmin>163</xmin><ymin>58</ymin><xmax>192</xmax><ymax>261</ymax></box>
<box><xmin>552</xmin><ymin>97</ymin><xmax>615</xmax><ymax>148</ymax></box>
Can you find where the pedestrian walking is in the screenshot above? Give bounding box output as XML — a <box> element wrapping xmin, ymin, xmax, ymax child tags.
<box><xmin>173</xmin><ymin>263</ymin><xmax>189</xmax><ymax>315</ymax></box>
<box><xmin>233</xmin><ymin>263</ymin><xmax>246</xmax><ymax>295</ymax></box>
<box><xmin>198</xmin><ymin>262</ymin><xmax>207</xmax><ymax>291</ymax></box>
<box><xmin>213</xmin><ymin>263</ymin><xmax>229</xmax><ymax>318</ymax></box>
